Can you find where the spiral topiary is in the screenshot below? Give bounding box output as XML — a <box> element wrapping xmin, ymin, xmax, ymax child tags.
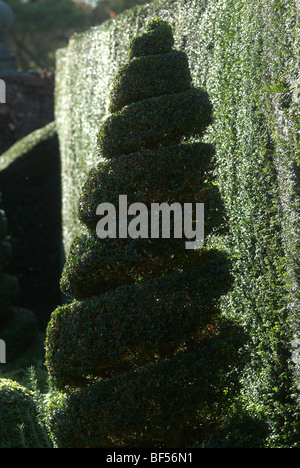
<box><xmin>45</xmin><ymin>19</ymin><xmax>244</xmax><ymax>448</ymax></box>
<box><xmin>0</xmin><ymin>208</ymin><xmax>38</xmax><ymax>363</ymax></box>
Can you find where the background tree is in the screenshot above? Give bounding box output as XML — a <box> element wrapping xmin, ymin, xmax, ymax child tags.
<box><xmin>5</xmin><ymin>0</ymin><xmax>152</xmax><ymax>70</ymax></box>
<box><xmin>0</xmin><ymin>377</ymin><xmax>49</xmax><ymax>448</ymax></box>
<box><xmin>91</xmin><ymin>0</ymin><xmax>153</xmax><ymax>24</ymax></box>
<box><xmin>5</xmin><ymin>0</ymin><xmax>92</xmax><ymax>70</ymax></box>
<box><xmin>45</xmin><ymin>19</ymin><xmax>245</xmax><ymax>448</ymax></box>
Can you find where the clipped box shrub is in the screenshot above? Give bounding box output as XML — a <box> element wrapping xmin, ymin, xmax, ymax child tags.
<box><xmin>46</xmin><ymin>20</ymin><xmax>245</xmax><ymax>448</ymax></box>
<box><xmin>98</xmin><ymin>88</ymin><xmax>213</xmax><ymax>158</ymax></box>
<box><xmin>0</xmin><ymin>378</ymin><xmax>48</xmax><ymax>448</ymax></box>
<box><xmin>109</xmin><ymin>50</ymin><xmax>192</xmax><ymax>113</ymax></box>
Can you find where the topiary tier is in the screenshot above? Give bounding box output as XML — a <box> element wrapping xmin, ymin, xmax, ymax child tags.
<box><xmin>45</xmin><ymin>19</ymin><xmax>244</xmax><ymax>448</ymax></box>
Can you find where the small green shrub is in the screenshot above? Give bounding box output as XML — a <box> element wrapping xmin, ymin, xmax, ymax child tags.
<box><xmin>0</xmin><ymin>378</ymin><xmax>49</xmax><ymax>448</ymax></box>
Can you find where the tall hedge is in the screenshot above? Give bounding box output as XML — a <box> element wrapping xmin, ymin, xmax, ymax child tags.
<box><xmin>0</xmin><ymin>122</ymin><xmax>62</xmax><ymax>329</ymax></box>
<box><xmin>45</xmin><ymin>19</ymin><xmax>245</xmax><ymax>448</ymax></box>
<box><xmin>0</xmin><ymin>209</ymin><xmax>38</xmax><ymax>363</ymax></box>
<box><xmin>54</xmin><ymin>0</ymin><xmax>299</xmax><ymax>447</ymax></box>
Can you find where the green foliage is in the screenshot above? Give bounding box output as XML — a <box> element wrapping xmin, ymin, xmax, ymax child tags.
<box><xmin>198</xmin><ymin>0</ymin><xmax>299</xmax><ymax>447</ymax></box>
<box><xmin>0</xmin><ymin>377</ymin><xmax>49</xmax><ymax>448</ymax></box>
<box><xmin>129</xmin><ymin>18</ymin><xmax>174</xmax><ymax>59</ymax></box>
<box><xmin>5</xmin><ymin>0</ymin><xmax>153</xmax><ymax>71</ymax></box>
<box><xmin>47</xmin><ymin>320</ymin><xmax>244</xmax><ymax>448</ymax></box>
<box><xmin>46</xmin><ymin>250</ymin><xmax>234</xmax><ymax>390</ymax></box>
<box><xmin>0</xmin><ymin>209</ymin><xmax>38</xmax><ymax>363</ymax></box>
<box><xmin>0</xmin><ymin>122</ymin><xmax>62</xmax><ymax>329</ymax></box>
<box><xmin>59</xmin><ymin>141</ymin><xmax>225</xmax><ymax>300</ymax></box>
<box><xmin>53</xmin><ymin>0</ymin><xmax>299</xmax><ymax>448</ymax></box>
<box><xmin>201</xmin><ymin>412</ymin><xmax>270</xmax><ymax>448</ymax></box>
<box><xmin>78</xmin><ymin>142</ymin><xmax>217</xmax><ymax>226</ymax></box>
<box><xmin>59</xmin><ymin>219</ymin><xmax>225</xmax><ymax>302</ymax></box>
<box><xmin>46</xmin><ymin>19</ymin><xmax>243</xmax><ymax>448</ymax></box>
<box><xmin>0</xmin><ymin>273</ymin><xmax>19</xmax><ymax>323</ymax></box>
<box><xmin>98</xmin><ymin>89</ymin><xmax>213</xmax><ymax>158</ymax></box>
<box><xmin>6</xmin><ymin>0</ymin><xmax>92</xmax><ymax>70</ymax></box>
<box><xmin>0</xmin><ymin>122</ymin><xmax>57</xmax><ymax>171</ymax></box>
<box><xmin>109</xmin><ymin>50</ymin><xmax>192</xmax><ymax>113</ymax></box>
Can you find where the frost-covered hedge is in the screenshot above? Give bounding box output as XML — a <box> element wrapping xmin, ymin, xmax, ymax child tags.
<box><xmin>55</xmin><ymin>0</ymin><xmax>299</xmax><ymax>447</ymax></box>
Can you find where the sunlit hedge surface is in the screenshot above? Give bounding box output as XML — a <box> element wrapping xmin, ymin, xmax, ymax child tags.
<box><xmin>54</xmin><ymin>0</ymin><xmax>299</xmax><ymax>448</ymax></box>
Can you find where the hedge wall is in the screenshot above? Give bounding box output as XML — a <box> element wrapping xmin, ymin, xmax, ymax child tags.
<box><xmin>0</xmin><ymin>209</ymin><xmax>38</xmax><ymax>363</ymax></box>
<box><xmin>55</xmin><ymin>0</ymin><xmax>299</xmax><ymax>447</ymax></box>
<box><xmin>0</xmin><ymin>122</ymin><xmax>62</xmax><ymax>329</ymax></box>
